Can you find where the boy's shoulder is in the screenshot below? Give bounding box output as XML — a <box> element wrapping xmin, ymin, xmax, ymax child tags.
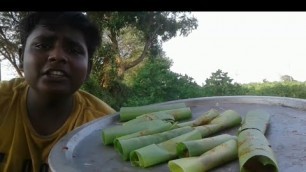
<box><xmin>0</xmin><ymin>78</ymin><xmax>27</xmax><ymax>93</ymax></box>
<box><xmin>75</xmin><ymin>89</ymin><xmax>116</xmax><ymax>114</ymax></box>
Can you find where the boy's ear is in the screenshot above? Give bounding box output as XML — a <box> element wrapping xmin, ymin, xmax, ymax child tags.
<box><xmin>18</xmin><ymin>47</ymin><xmax>24</xmax><ymax>72</ymax></box>
<box><xmin>85</xmin><ymin>62</ymin><xmax>92</xmax><ymax>81</ymax></box>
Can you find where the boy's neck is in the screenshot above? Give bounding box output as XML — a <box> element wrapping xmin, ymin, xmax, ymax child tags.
<box><xmin>26</xmin><ymin>88</ymin><xmax>75</xmax><ymax>135</ymax></box>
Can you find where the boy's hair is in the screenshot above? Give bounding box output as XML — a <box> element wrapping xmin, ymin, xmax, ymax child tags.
<box><xmin>18</xmin><ymin>12</ymin><xmax>101</xmax><ymax>64</ymax></box>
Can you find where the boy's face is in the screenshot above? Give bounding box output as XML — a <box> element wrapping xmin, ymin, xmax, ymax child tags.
<box><xmin>22</xmin><ymin>25</ymin><xmax>89</xmax><ymax>96</ymax></box>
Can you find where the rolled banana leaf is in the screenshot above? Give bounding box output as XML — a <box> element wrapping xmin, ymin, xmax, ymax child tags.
<box><xmin>238</xmin><ymin>110</ymin><xmax>279</xmax><ymax>172</ymax></box>
<box><xmin>102</xmin><ymin>119</ymin><xmax>171</xmax><ymax>145</ymax></box>
<box><xmin>177</xmin><ymin>108</ymin><xmax>220</xmax><ymax>127</ymax></box>
<box><xmin>123</xmin><ymin>107</ymin><xmax>192</xmax><ymax>126</ymax></box>
<box><xmin>238</xmin><ymin>109</ymin><xmax>270</xmax><ymax>133</ymax></box>
<box><xmin>193</xmin><ymin>124</ymin><xmax>220</xmax><ymax>137</ymax></box>
<box><xmin>114</xmin><ymin>126</ymin><xmax>194</xmax><ymax>161</ymax></box>
<box><xmin>168</xmin><ymin>139</ymin><xmax>238</xmax><ymax>172</ymax></box>
<box><xmin>177</xmin><ymin>134</ymin><xmax>237</xmax><ymax>157</ymax></box>
<box><xmin>114</xmin><ymin>122</ymin><xmax>175</xmax><ymax>141</ymax></box>
<box><xmin>130</xmin><ymin>129</ymin><xmax>202</xmax><ymax>168</ymax></box>
<box><xmin>119</xmin><ymin>102</ymin><xmax>187</xmax><ymax>122</ymax></box>
<box><xmin>209</xmin><ymin>109</ymin><xmax>241</xmax><ymax>126</ymax></box>
<box><xmin>194</xmin><ymin>109</ymin><xmax>242</xmax><ymax>138</ymax></box>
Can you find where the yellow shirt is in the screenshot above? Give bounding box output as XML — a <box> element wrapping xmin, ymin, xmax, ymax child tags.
<box><xmin>0</xmin><ymin>78</ymin><xmax>116</xmax><ymax>172</ymax></box>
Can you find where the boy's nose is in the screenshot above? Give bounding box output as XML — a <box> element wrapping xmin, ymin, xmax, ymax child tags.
<box><xmin>48</xmin><ymin>44</ymin><xmax>68</xmax><ymax>64</ymax></box>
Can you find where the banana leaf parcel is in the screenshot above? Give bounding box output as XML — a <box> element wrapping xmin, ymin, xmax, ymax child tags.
<box><xmin>177</xmin><ymin>134</ymin><xmax>237</xmax><ymax>157</ymax></box>
<box><xmin>123</xmin><ymin>107</ymin><xmax>192</xmax><ymax>126</ymax></box>
<box><xmin>238</xmin><ymin>110</ymin><xmax>279</xmax><ymax>172</ymax></box>
<box><xmin>168</xmin><ymin>139</ymin><xmax>238</xmax><ymax>172</ymax></box>
<box><xmin>130</xmin><ymin>130</ymin><xmax>202</xmax><ymax>168</ymax></box>
<box><xmin>119</xmin><ymin>102</ymin><xmax>187</xmax><ymax>122</ymax></box>
<box><xmin>114</xmin><ymin>126</ymin><xmax>194</xmax><ymax>160</ymax></box>
<box><xmin>102</xmin><ymin>119</ymin><xmax>172</xmax><ymax>145</ymax></box>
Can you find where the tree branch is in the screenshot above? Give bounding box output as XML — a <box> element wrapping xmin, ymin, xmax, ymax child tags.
<box><xmin>124</xmin><ymin>24</ymin><xmax>163</xmax><ymax>70</ymax></box>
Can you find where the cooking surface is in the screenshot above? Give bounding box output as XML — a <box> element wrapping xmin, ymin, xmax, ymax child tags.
<box><xmin>48</xmin><ymin>96</ymin><xmax>306</xmax><ymax>172</ymax></box>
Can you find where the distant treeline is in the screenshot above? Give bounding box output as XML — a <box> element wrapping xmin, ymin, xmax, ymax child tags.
<box><xmin>82</xmin><ymin>58</ymin><xmax>306</xmax><ymax>111</ymax></box>
<box><xmin>243</xmin><ymin>81</ymin><xmax>306</xmax><ymax>98</ymax></box>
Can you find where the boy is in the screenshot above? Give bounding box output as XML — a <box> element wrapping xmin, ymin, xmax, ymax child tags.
<box><xmin>0</xmin><ymin>12</ymin><xmax>116</xmax><ymax>171</ymax></box>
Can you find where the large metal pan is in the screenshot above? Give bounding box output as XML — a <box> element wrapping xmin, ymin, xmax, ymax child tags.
<box><xmin>48</xmin><ymin>96</ymin><xmax>306</xmax><ymax>172</ymax></box>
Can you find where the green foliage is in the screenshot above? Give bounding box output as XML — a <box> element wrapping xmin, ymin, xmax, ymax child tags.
<box><xmin>80</xmin><ymin>74</ymin><xmax>120</xmax><ymax>110</ymax></box>
<box><xmin>280</xmin><ymin>75</ymin><xmax>296</xmax><ymax>82</ymax></box>
<box><xmin>202</xmin><ymin>69</ymin><xmax>246</xmax><ymax>96</ymax></box>
<box><xmin>82</xmin><ymin>65</ymin><xmax>306</xmax><ymax>109</ymax></box>
<box><xmin>243</xmin><ymin>81</ymin><xmax>306</xmax><ymax>99</ymax></box>
<box><xmin>123</xmin><ymin>56</ymin><xmax>203</xmax><ymax>106</ymax></box>
<box><xmin>87</xmin><ymin>12</ymin><xmax>198</xmax><ymax>91</ymax></box>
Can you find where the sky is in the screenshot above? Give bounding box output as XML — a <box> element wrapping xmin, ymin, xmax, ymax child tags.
<box><xmin>1</xmin><ymin>12</ymin><xmax>306</xmax><ymax>85</ymax></box>
<box><xmin>0</xmin><ymin>59</ymin><xmax>18</xmax><ymax>81</ymax></box>
<box><xmin>163</xmin><ymin>12</ymin><xmax>306</xmax><ymax>85</ymax></box>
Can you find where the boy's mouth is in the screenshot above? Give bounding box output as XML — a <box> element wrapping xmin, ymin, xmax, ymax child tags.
<box><xmin>45</xmin><ymin>70</ymin><xmax>68</xmax><ymax>78</ymax></box>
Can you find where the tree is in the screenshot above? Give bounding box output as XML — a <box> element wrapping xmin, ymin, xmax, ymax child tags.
<box><xmin>87</xmin><ymin>12</ymin><xmax>198</xmax><ymax>91</ymax></box>
<box><xmin>203</xmin><ymin>69</ymin><xmax>244</xmax><ymax>96</ymax></box>
<box><xmin>262</xmin><ymin>79</ymin><xmax>269</xmax><ymax>83</ymax></box>
<box><xmin>124</xmin><ymin>56</ymin><xmax>202</xmax><ymax>106</ymax></box>
<box><xmin>0</xmin><ymin>12</ymin><xmax>29</xmax><ymax>77</ymax></box>
<box><xmin>280</xmin><ymin>75</ymin><xmax>295</xmax><ymax>82</ymax></box>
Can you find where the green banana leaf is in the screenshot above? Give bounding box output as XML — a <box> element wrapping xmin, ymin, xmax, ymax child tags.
<box><xmin>177</xmin><ymin>108</ymin><xmax>220</xmax><ymax>127</ymax></box>
<box><xmin>193</xmin><ymin>124</ymin><xmax>220</xmax><ymax>138</ymax></box>
<box><xmin>102</xmin><ymin>119</ymin><xmax>172</xmax><ymax>145</ymax></box>
<box><xmin>123</xmin><ymin>107</ymin><xmax>192</xmax><ymax>126</ymax></box>
<box><xmin>238</xmin><ymin>109</ymin><xmax>270</xmax><ymax>133</ymax></box>
<box><xmin>194</xmin><ymin>109</ymin><xmax>242</xmax><ymax>137</ymax></box>
<box><xmin>209</xmin><ymin>109</ymin><xmax>241</xmax><ymax>126</ymax></box>
<box><xmin>168</xmin><ymin>139</ymin><xmax>238</xmax><ymax>172</ymax></box>
<box><xmin>119</xmin><ymin>102</ymin><xmax>187</xmax><ymax>122</ymax></box>
<box><xmin>114</xmin><ymin>121</ymin><xmax>175</xmax><ymax>141</ymax></box>
<box><xmin>114</xmin><ymin>126</ymin><xmax>194</xmax><ymax>161</ymax></box>
<box><xmin>130</xmin><ymin>130</ymin><xmax>202</xmax><ymax>168</ymax></box>
<box><xmin>238</xmin><ymin>110</ymin><xmax>279</xmax><ymax>172</ymax></box>
<box><xmin>177</xmin><ymin>134</ymin><xmax>237</xmax><ymax>157</ymax></box>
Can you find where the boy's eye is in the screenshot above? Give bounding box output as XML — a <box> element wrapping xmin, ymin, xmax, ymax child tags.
<box><xmin>67</xmin><ymin>46</ymin><xmax>84</xmax><ymax>55</ymax></box>
<box><xmin>69</xmin><ymin>48</ymin><xmax>80</xmax><ymax>54</ymax></box>
<box><xmin>34</xmin><ymin>43</ymin><xmax>51</xmax><ymax>50</ymax></box>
